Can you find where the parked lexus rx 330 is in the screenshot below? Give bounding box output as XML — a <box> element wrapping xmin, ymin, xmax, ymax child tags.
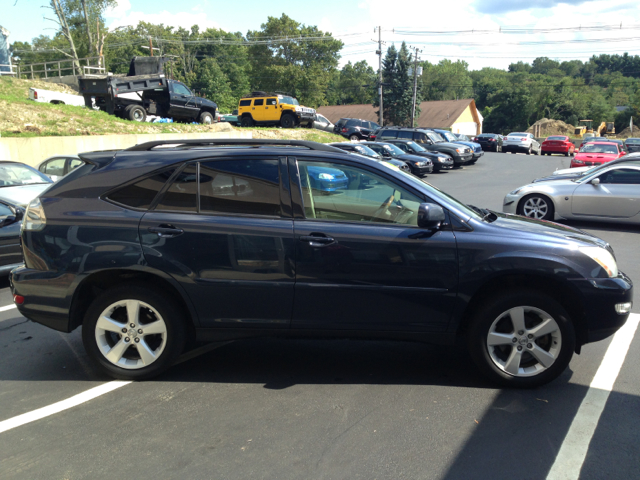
<box><xmin>10</xmin><ymin>139</ymin><xmax>633</xmax><ymax>388</ymax></box>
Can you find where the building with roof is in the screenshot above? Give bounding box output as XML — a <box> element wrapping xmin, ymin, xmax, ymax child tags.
<box><xmin>317</xmin><ymin>99</ymin><xmax>483</xmax><ymax>136</ymax></box>
<box><xmin>0</xmin><ymin>25</ymin><xmax>11</xmax><ymax>74</ymax></box>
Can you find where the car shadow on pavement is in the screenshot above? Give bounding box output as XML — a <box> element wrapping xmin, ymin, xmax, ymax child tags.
<box><xmin>157</xmin><ymin>337</ymin><xmax>571</xmax><ymax>391</ymax></box>
<box><xmin>441</xmin><ymin>386</ymin><xmax>640</xmax><ymax>480</ymax></box>
<box><xmin>561</xmin><ymin>219</ymin><xmax>640</xmax><ymax>235</ymax></box>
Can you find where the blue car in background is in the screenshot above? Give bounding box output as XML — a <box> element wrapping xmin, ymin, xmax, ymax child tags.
<box><xmin>432</xmin><ymin>129</ymin><xmax>483</xmax><ymax>164</ymax></box>
<box><xmin>306</xmin><ymin>166</ymin><xmax>349</xmax><ymax>192</ymax></box>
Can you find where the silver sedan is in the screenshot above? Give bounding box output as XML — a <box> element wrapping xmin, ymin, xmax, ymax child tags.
<box><xmin>503</xmin><ymin>159</ymin><xmax>640</xmax><ymax>224</ymax></box>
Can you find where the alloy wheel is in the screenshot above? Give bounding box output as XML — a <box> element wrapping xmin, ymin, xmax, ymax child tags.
<box><xmin>95</xmin><ymin>299</ymin><xmax>168</xmax><ymax>369</ymax></box>
<box><xmin>522</xmin><ymin>196</ymin><xmax>549</xmax><ymax>219</ymax></box>
<box><xmin>486</xmin><ymin>306</ymin><xmax>562</xmax><ymax>377</ymax></box>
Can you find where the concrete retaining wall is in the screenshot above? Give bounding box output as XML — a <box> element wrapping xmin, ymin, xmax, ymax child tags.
<box><xmin>0</xmin><ymin>131</ymin><xmax>253</xmax><ymax>167</ymax></box>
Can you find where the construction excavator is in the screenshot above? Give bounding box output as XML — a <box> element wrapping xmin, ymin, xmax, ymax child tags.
<box><xmin>574</xmin><ymin>119</ymin><xmax>615</xmax><ymax>137</ymax></box>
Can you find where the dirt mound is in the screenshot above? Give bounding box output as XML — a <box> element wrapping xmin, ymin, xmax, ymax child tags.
<box><xmin>614</xmin><ymin>126</ymin><xmax>638</xmax><ymax>139</ymax></box>
<box><xmin>527</xmin><ymin>118</ymin><xmax>575</xmax><ymax>136</ymax></box>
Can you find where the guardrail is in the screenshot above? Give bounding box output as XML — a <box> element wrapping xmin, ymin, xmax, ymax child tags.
<box><xmin>12</xmin><ymin>56</ymin><xmax>104</xmax><ymax>79</ymax></box>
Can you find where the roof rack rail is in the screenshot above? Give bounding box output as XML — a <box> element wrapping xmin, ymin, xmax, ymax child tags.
<box><xmin>126</xmin><ymin>138</ymin><xmax>345</xmax><ymax>153</ymax></box>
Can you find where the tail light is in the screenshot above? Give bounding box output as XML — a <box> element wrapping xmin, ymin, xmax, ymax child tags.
<box><xmin>33</xmin><ymin>91</ymin><xmax>38</xmax><ymax>99</ymax></box>
<box><xmin>488</xmin><ymin>138</ymin><xmax>495</xmax><ymax>142</ymax></box>
<box><xmin>521</xmin><ymin>138</ymin><xmax>527</xmax><ymax>142</ymax></box>
<box><xmin>473</xmin><ymin>137</ymin><xmax>478</xmax><ymax>141</ymax></box>
<box><xmin>370</xmin><ymin>135</ymin><xmax>376</xmax><ymax>140</ymax></box>
<box><xmin>342</xmin><ymin>128</ymin><xmax>348</xmax><ymax>133</ymax></box>
<box><xmin>13</xmin><ymin>295</ymin><xmax>24</xmax><ymax>305</ymax></box>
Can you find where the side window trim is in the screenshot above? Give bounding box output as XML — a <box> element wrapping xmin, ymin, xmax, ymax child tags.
<box><xmin>103</xmin><ymin>166</ymin><xmax>180</xmax><ymax>211</ymax></box>
<box><xmin>147</xmin><ymin>164</ymin><xmax>190</xmax><ymax>211</ymax></box>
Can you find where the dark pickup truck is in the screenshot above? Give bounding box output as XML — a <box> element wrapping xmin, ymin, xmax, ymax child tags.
<box><xmin>78</xmin><ymin>57</ymin><xmax>218</xmax><ymax>124</ymax></box>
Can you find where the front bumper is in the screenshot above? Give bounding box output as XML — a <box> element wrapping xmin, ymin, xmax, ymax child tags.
<box><xmin>570</xmin><ymin>272</ymin><xmax>633</xmax><ymax>344</ymax></box>
<box><xmin>452</xmin><ymin>153</ymin><xmax>473</xmax><ymax>165</ymax></box>
<box><xmin>296</xmin><ymin>112</ymin><xmax>316</xmax><ymax>125</ymax></box>
<box><xmin>472</xmin><ymin>151</ymin><xmax>484</xmax><ymax>160</ymax></box>
<box><xmin>412</xmin><ymin>164</ymin><xmax>434</xmax><ymax>175</ymax></box>
<box><xmin>433</xmin><ymin>158</ymin><xmax>455</xmax><ymax>171</ymax></box>
<box><xmin>502</xmin><ymin>194</ymin><xmax>521</xmax><ymax>214</ymax></box>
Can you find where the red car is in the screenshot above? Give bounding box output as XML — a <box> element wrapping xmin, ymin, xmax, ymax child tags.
<box><xmin>570</xmin><ymin>142</ymin><xmax>624</xmax><ymax>168</ymax></box>
<box><xmin>541</xmin><ymin>135</ymin><xmax>575</xmax><ymax>156</ymax></box>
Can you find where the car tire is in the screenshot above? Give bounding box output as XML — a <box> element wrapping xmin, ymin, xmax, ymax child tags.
<box><xmin>241</xmin><ymin>115</ymin><xmax>254</xmax><ymax>127</ymax></box>
<box><xmin>281</xmin><ymin>114</ymin><xmax>295</xmax><ymax>128</ymax></box>
<box><xmin>126</xmin><ymin>105</ymin><xmax>146</xmax><ymax>122</ymax></box>
<box><xmin>467</xmin><ymin>289</ymin><xmax>575</xmax><ymax>388</ymax></box>
<box><xmin>349</xmin><ymin>134</ymin><xmax>360</xmax><ymax>141</ymax></box>
<box><xmin>82</xmin><ymin>284</ymin><xmax>187</xmax><ymax>381</ymax></box>
<box><xmin>518</xmin><ymin>193</ymin><xmax>555</xmax><ymax>221</ymax></box>
<box><xmin>526</xmin><ymin>146</ymin><xmax>532</xmax><ymax>155</ymax></box>
<box><xmin>199</xmin><ymin>111</ymin><xmax>214</xmax><ymax>124</ymax></box>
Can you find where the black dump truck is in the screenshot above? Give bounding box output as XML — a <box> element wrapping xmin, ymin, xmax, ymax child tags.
<box><xmin>78</xmin><ymin>57</ymin><xmax>218</xmax><ymax>124</ymax></box>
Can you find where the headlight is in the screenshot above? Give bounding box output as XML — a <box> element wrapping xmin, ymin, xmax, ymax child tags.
<box><xmin>437</xmin><ymin>157</ymin><xmax>448</xmax><ymax>162</ymax></box>
<box><xmin>295</xmin><ymin>106</ymin><xmax>302</xmax><ymax>112</ymax></box>
<box><xmin>579</xmin><ymin>246</ymin><xmax>618</xmax><ymax>277</ymax></box>
<box><xmin>417</xmin><ymin>161</ymin><xmax>427</xmax><ymax>166</ymax></box>
<box><xmin>574</xmin><ymin>159</ymin><xmax>584</xmax><ymax>164</ymax></box>
<box><xmin>509</xmin><ymin>188</ymin><xmax>523</xmax><ymax>195</ymax></box>
<box><xmin>318</xmin><ymin>173</ymin><xmax>335</xmax><ymax>180</ymax></box>
<box><xmin>455</xmin><ymin>148</ymin><xmax>463</xmax><ymax>153</ymax></box>
<box><xmin>23</xmin><ymin>198</ymin><xmax>47</xmax><ymax>231</ymax></box>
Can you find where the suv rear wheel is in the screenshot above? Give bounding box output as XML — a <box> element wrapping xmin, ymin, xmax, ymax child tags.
<box><xmin>82</xmin><ymin>285</ymin><xmax>186</xmax><ymax>380</ymax></box>
<box><xmin>468</xmin><ymin>290</ymin><xmax>575</xmax><ymax>388</ymax></box>
<box><xmin>349</xmin><ymin>134</ymin><xmax>360</xmax><ymax>141</ymax></box>
<box><xmin>241</xmin><ymin>115</ymin><xmax>254</xmax><ymax>127</ymax></box>
<box><xmin>126</xmin><ymin>105</ymin><xmax>146</xmax><ymax>122</ymax></box>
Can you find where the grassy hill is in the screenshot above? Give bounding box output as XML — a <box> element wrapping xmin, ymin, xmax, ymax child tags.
<box><xmin>0</xmin><ymin>77</ymin><xmax>343</xmax><ymax>143</ymax></box>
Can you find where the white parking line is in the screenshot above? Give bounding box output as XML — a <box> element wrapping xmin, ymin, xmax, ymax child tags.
<box><xmin>547</xmin><ymin>313</ymin><xmax>640</xmax><ymax>480</ymax></box>
<box><xmin>0</xmin><ymin>381</ymin><xmax>131</xmax><ymax>434</ymax></box>
<box><xmin>0</xmin><ymin>304</ymin><xmax>17</xmax><ymax>312</ymax></box>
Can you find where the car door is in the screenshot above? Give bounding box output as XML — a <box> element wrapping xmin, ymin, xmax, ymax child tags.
<box><xmin>571</xmin><ymin>167</ymin><xmax>640</xmax><ymax>218</ymax></box>
<box><xmin>168</xmin><ymin>82</ymin><xmax>199</xmax><ymax>118</ymax></box>
<box><xmin>251</xmin><ymin>98</ymin><xmax>265</xmax><ymax>121</ymax></box>
<box><xmin>289</xmin><ymin>157</ymin><xmax>458</xmax><ymax>332</ymax></box>
<box><xmin>139</xmin><ymin>157</ymin><xmax>295</xmax><ymax>328</ymax></box>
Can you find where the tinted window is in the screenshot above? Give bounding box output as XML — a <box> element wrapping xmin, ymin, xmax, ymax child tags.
<box><xmin>200</xmin><ymin>159</ymin><xmax>281</xmax><ymax>216</ymax></box>
<box><xmin>346</xmin><ymin>119</ymin><xmax>361</xmax><ymax>127</ymax></box>
<box><xmin>108</xmin><ymin>169</ymin><xmax>176</xmax><ymax>209</ymax></box>
<box><xmin>600</xmin><ymin>168</ymin><xmax>640</xmax><ymax>184</ymax></box>
<box><xmin>239</xmin><ymin>99</ymin><xmax>251</xmax><ymax>106</ymax></box>
<box><xmin>581</xmin><ymin>144</ymin><xmax>618</xmax><ymax>154</ymax></box>
<box><xmin>297</xmin><ymin>160</ymin><xmax>423</xmax><ymax>225</ymax></box>
<box><xmin>380</xmin><ymin>130</ymin><xmax>397</xmax><ymax>139</ymax></box>
<box><xmin>0</xmin><ymin>204</ymin><xmax>13</xmax><ymax>216</ymax></box>
<box><xmin>253</xmin><ymin>99</ymin><xmax>264</xmax><ymax>106</ymax></box>
<box><xmin>266</xmin><ymin>98</ymin><xmax>277</xmax><ymax>105</ymax></box>
<box><xmin>155</xmin><ymin>165</ymin><xmax>197</xmax><ymax>212</ymax></box>
<box><xmin>413</xmin><ymin>132</ymin><xmax>429</xmax><ymax>143</ymax></box>
<box><xmin>336</xmin><ymin>119</ymin><xmax>348</xmax><ymax>127</ymax></box>
<box><xmin>173</xmin><ymin>83</ymin><xmax>192</xmax><ymax>96</ymax></box>
<box><xmin>397</xmin><ymin>131</ymin><xmax>413</xmax><ymax>139</ymax></box>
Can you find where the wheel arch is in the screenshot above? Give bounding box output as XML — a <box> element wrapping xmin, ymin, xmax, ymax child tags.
<box><xmin>516</xmin><ymin>192</ymin><xmax>558</xmax><ymax>216</ymax></box>
<box><xmin>455</xmin><ymin>272</ymin><xmax>588</xmax><ymax>352</ymax></box>
<box><xmin>69</xmin><ymin>269</ymin><xmax>198</xmax><ymax>339</ymax></box>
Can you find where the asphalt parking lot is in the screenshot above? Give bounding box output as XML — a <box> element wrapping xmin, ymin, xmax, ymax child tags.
<box><xmin>1</xmin><ymin>151</ymin><xmax>638</xmax><ymax>480</ymax></box>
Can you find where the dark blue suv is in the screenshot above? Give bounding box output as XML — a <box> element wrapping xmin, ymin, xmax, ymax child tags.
<box><xmin>10</xmin><ymin>139</ymin><xmax>633</xmax><ymax>387</ymax></box>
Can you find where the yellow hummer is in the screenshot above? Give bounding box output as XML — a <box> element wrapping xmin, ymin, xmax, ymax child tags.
<box><xmin>237</xmin><ymin>91</ymin><xmax>316</xmax><ymax>128</ymax></box>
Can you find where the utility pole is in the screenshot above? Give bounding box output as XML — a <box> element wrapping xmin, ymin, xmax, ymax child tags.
<box><xmin>149</xmin><ymin>36</ymin><xmax>154</xmax><ymax>57</ymax></box>
<box><xmin>410</xmin><ymin>46</ymin><xmax>422</xmax><ymax>128</ymax></box>
<box><xmin>376</xmin><ymin>26</ymin><xmax>383</xmax><ymax>126</ymax></box>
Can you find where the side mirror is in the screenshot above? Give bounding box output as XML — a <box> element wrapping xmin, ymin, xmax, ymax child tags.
<box><xmin>591</xmin><ymin>178</ymin><xmax>600</xmax><ymax>186</ymax></box>
<box><xmin>417</xmin><ymin>203</ymin><xmax>445</xmax><ymax>230</ymax></box>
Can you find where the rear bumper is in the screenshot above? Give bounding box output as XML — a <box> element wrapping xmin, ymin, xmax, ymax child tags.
<box><xmin>480</xmin><ymin>143</ymin><xmax>498</xmax><ymax>151</ymax></box>
<box><xmin>542</xmin><ymin>145</ymin><xmax>571</xmax><ymax>153</ymax></box>
<box><xmin>10</xmin><ymin>266</ymin><xmax>74</xmax><ymax>333</ymax></box>
<box><xmin>502</xmin><ymin>144</ymin><xmax>531</xmax><ymax>153</ymax></box>
<box><xmin>569</xmin><ymin>272</ymin><xmax>633</xmax><ymax>344</ymax></box>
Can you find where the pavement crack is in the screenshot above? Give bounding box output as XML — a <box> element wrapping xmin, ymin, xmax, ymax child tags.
<box><xmin>0</xmin><ymin>319</ymin><xmax>29</xmax><ymax>332</ymax></box>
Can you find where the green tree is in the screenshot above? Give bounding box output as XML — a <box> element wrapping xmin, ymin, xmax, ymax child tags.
<box><xmin>327</xmin><ymin>61</ymin><xmax>376</xmax><ymax>105</ymax></box>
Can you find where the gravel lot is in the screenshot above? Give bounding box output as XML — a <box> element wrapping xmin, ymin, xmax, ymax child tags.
<box><xmin>0</xmin><ymin>151</ymin><xmax>638</xmax><ymax>480</ymax></box>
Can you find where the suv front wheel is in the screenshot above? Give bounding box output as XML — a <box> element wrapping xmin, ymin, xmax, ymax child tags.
<box><xmin>467</xmin><ymin>290</ymin><xmax>575</xmax><ymax>388</ymax></box>
<box><xmin>82</xmin><ymin>285</ymin><xmax>187</xmax><ymax>380</ymax></box>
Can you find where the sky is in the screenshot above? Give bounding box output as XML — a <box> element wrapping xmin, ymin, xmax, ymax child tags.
<box><xmin>2</xmin><ymin>0</ymin><xmax>640</xmax><ymax>71</ymax></box>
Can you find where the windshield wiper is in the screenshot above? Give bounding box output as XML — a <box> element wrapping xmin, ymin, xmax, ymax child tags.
<box><xmin>468</xmin><ymin>204</ymin><xmax>497</xmax><ymax>222</ymax></box>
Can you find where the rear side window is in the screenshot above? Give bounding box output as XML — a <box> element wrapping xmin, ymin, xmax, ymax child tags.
<box><xmin>155</xmin><ymin>165</ymin><xmax>198</xmax><ymax>212</ymax></box>
<box><xmin>346</xmin><ymin>119</ymin><xmax>360</xmax><ymax>127</ymax></box>
<box><xmin>380</xmin><ymin>130</ymin><xmax>397</xmax><ymax>139</ymax></box>
<box><xmin>107</xmin><ymin>169</ymin><xmax>176</xmax><ymax>209</ymax></box>
<box><xmin>239</xmin><ymin>100</ymin><xmax>251</xmax><ymax>106</ymax></box>
<box><xmin>199</xmin><ymin>159</ymin><xmax>281</xmax><ymax>216</ymax></box>
<box><xmin>397</xmin><ymin>131</ymin><xmax>413</xmax><ymax>139</ymax></box>
<box><xmin>253</xmin><ymin>99</ymin><xmax>264</xmax><ymax>106</ymax></box>
<box><xmin>336</xmin><ymin>118</ymin><xmax>347</xmax><ymax>127</ymax></box>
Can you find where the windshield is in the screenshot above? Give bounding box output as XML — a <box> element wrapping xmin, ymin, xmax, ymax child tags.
<box><xmin>405</xmin><ymin>141</ymin><xmax>426</xmax><ymax>152</ymax></box>
<box><xmin>457</xmin><ymin>134</ymin><xmax>470</xmax><ymax>141</ymax></box>
<box><xmin>440</xmin><ymin>131</ymin><xmax>457</xmax><ymax>142</ymax></box>
<box><xmin>382</xmin><ymin>144</ymin><xmax>406</xmax><ymax>156</ymax></box>
<box><xmin>580</xmin><ymin>144</ymin><xmax>618</xmax><ymax>154</ymax></box>
<box><xmin>279</xmin><ymin>95</ymin><xmax>299</xmax><ymax>106</ymax></box>
<box><xmin>0</xmin><ymin>163</ymin><xmax>52</xmax><ymax>187</ymax></box>
<box><xmin>353</xmin><ymin>145</ymin><xmax>379</xmax><ymax>157</ymax></box>
<box><xmin>428</xmin><ymin>132</ymin><xmax>444</xmax><ymax>143</ymax></box>
<box><xmin>420</xmin><ymin>181</ymin><xmax>484</xmax><ymax>220</ymax></box>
